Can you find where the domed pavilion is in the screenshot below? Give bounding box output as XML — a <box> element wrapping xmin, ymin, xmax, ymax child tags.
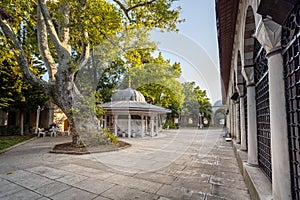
<box><xmin>99</xmin><ymin>88</ymin><xmax>171</xmax><ymax>138</ymax></box>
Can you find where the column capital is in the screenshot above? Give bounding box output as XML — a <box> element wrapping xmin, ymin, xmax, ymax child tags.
<box><xmin>254</xmin><ymin>18</ymin><xmax>282</xmax><ymax>54</ymax></box>
<box><xmin>242</xmin><ymin>65</ymin><xmax>255</xmax><ymax>86</ymax></box>
<box><xmin>236</xmin><ymin>83</ymin><xmax>245</xmax><ymax>97</ymax></box>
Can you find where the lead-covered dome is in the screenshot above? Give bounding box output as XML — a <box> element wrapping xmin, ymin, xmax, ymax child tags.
<box><xmin>111</xmin><ymin>88</ymin><xmax>146</xmax><ymax>102</ymax></box>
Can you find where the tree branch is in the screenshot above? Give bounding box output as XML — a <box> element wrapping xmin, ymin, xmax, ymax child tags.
<box><xmin>58</xmin><ymin>1</ymin><xmax>70</xmax><ymax>48</ymax></box>
<box><xmin>112</xmin><ymin>0</ymin><xmax>134</xmax><ymax>22</ymax></box>
<box><xmin>37</xmin><ymin>0</ymin><xmax>70</xmax><ymax>64</ymax></box>
<box><xmin>0</xmin><ymin>18</ymin><xmax>50</xmax><ymax>92</ymax></box>
<box><xmin>76</xmin><ymin>31</ymin><xmax>90</xmax><ymax>69</ymax></box>
<box><xmin>127</xmin><ymin>0</ymin><xmax>156</xmax><ymax>11</ymax></box>
<box><xmin>37</xmin><ymin>5</ymin><xmax>57</xmax><ymax>81</ymax></box>
<box><xmin>112</xmin><ymin>0</ymin><xmax>157</xmax><ymax>22</ymax></box>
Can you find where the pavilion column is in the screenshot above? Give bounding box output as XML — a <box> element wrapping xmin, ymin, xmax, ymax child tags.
<box><xmin>255</xmin><ymin>18</ymin><xmax>291</xmax><ymax>200</ymax></box>
<box><xmin>145</xmin><ymin>116</ymin><xmax>148</xmax><ymax>136</ymax></box>
<box><xmin>150</xmin><ymin>116</ymin><xmax>154</xmax><ymax>137</ymax></box>
<box><xmin>128</xmin><ymin>113</ymin><xmax>131</xmax><ymax>138</ymax></box>
<box><xmin>104</xmin><ymin>115</ymin><xmax>107</xmax><ymax>129</ymax></box>
<box><xmin>155</xmin><ymin>115</ymin><xmax>158</xmax><ymax>136</ymax></box>
<box><xmin>141</xmin><ymin>115</ymin><xmax>145</xmax><ymax>137</ymax></box>
<box><xmin>114</xmin><ymin>114</ymin><xmax>118</xmax><ymax>136</ymax></box>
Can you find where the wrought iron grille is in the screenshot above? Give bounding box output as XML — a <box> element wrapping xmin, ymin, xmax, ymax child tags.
<box><xmin>282</xmin><ymin>3</ymin><xmax>300</xmax><ymax>199</ymax></box>
<box><xmin>254</xmin><ymin>39</ymin><xmax>272</xmax><ymax>181</ymax></box>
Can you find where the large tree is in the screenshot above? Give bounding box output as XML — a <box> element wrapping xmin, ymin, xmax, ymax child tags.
<box><xmin>0</xmin><ymin>0</ymin><xmax>182</xmax><ymax>145</ymax></box>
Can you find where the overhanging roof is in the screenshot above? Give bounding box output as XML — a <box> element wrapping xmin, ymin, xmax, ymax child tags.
<box><xmin>99</xmin><ymin>101</ymin><xmax>171</xmax><ymax>114</ymax></box>
<box><xmin>215</xmin><ymin>0</ymin><xmax>239</xmax><ymax>102</ymax></box>
<box><xmin>257</xmin><ymin>0</ymin><xmax>298</xmax><ymax>24</ymax></box>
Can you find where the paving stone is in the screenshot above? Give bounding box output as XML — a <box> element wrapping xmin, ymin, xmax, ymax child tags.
<box><xmin>205</xmin><ymin>194</ymin><xmax>227</xmax><ymax>200</ymax></box>
<box><xmin>157</xmin><ymin>184</ymin><xmax>206</xmax><ymax>200</ymax></box>
<box><xmin>172</xmin><ymin>178</ymin><xmax>212</xmax><ymax>194</ymax></box>
<box><xmin>35</xmin><ymin>181</ymin><xmax>71</xmax><ymax>197</ymax></box>
<box><xmin>213</xmin><ymin>171</ymin><xmax>244</xmax><ymax>181</ymax></box>
<box><xmin>56</xmin><ymin>174</ymin><xmax>88</xmax><ymax>185</ymax></box>
<box><xmin>107</xmin><ymin>174</ymin><xmax>162</xmax><ymax>193</ymax></box>
<box><xmin>0</xmin><ymin>170</ymin><xmax>54</xmax><ymax>190</ymax></box>
<box><xmin>93</xmin><ymin>195</ymin><xmax>112</xmax><ymax>200</ymax></box>
<box><xmin>174</xmin><ymin>171</ymin><xmax>211</xmax><ymax>183</ymax></box>
<box><xmin>73</xmin><ymin>178</ymin><xmax>115</xmax><ymax>194</ymax></box>
<box><xmin>101</xmin><ymin>185</ymin><xmax>159</xmax><ymax>200</ymax></box>
<box><xmin>26</xmin><ymin>166</ymin><xmax>67</xmax><ymax>179</ymax></box>
<box><xmin>134</xmin><ymin>172</ymin><xmax>176</xmax><ymax>184</ymax></box>
<box><xmin>212</xmin><ymin>184</ymin><xmax>251</xmax><ymax>200</ymax></box>
<box><xmin>210</xmin><ymin>176</ymin><xmax>248</xmax><ymax>190</ymax></box>
<box><xmin>0</xmin><ymin>179</ymin><xmax>24</xmax><ymax>198</ymax></box>
<box><xmin>51</xmin><ymin>187</ymin><xmax>97</xmax><ymax>200</ymax></box>
<box><xmin>59</xmin><ymin>164</ymin><xmax>115</xmax><ymax>180</ymax></box>
<box><xmin>160</xmin><ymin>164</ymin><xmax>186</xmax><ymax>175</ymax></box>
<box><xmin>0</xmin><ymin>189</ymin><xmax>42</xmax><ymax>200</ymax></box>
<box><xmin>0</xmin><ymin>130</ymin><xmax>250</xmax><ymax>200</ymax></box>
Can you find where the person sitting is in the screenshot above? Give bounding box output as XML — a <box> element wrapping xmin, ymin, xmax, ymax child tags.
<box><xmin>49</xmin><ymin>122</ymin><xmax>57</xmax><ymax>137</ymax></box>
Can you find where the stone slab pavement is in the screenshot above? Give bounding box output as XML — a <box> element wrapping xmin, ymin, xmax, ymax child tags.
<box><xmin>0</xmin><ymin>128</ymin><xmax>251</xmax><ymax>200</ymax></box>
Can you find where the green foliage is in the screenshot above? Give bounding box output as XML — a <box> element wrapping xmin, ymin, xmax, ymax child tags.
<box><xmin>0</xmin><ymin>135</ymin><xmax>34</xmax><ymax>151</ymax></box>
<box><xmin>163</xmin><ymin>121</ymin><xmax>178</xmax><ymax>129</ymax></box>
<box><xmin>181</xmin><ymin>82</ymin><xmax>212</xmax><ymax>119</ymax></box>
<box><xmin>92</xmin><ymin>128</ymin><xmax>118</xmax><ymax>145</ymax></box>
<box><xmin>0</xmin><ymin>125</ymin><xmax>20</xmax><ymax>136</ymax></box>
<box><xmin>0</xmin><ymin>59</ymin><xmax>48</xmax><ymax>111</ymax></box>
<box><xmin>96</xmin><ymin>59</ymin><xmax>126</xmax><ymax>103</ymax></box>
<box><xmin>124</xmin><ymin>52</ymin><xmax>184</xmax><ymax>116</ymax></box>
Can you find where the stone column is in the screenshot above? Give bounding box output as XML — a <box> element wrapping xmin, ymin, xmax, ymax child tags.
<box><xmin>235</xmin><ymin>101</ymin><xmax>241</xmax><ymax>143</ymax></box>
<box><xmin>247</xmin><ymin>85</ymin><xmax>258</xmax><ymax>165</ymax></box>
<box><xmin>237</xmin><ymin>83</ymin><xmax>246</xmax><ymax>149</ymax></box>
<box><xmin>230</xmin><ymin>102</ymin><xmax>235</xmax><ymax>138</ymax></box>
<box><xmin>150</xmin><ymin>116</ymin><xmax>154</xmax><ymax>137</ymax></box>
<box><xmin>104</xmin><ymin>115</ymin><xmax>107</xmax><ymax>129</ymax></box>
<box><xmin>239</xmin><ymin>97</ymin><xmax>247</xmax><ymax>150</ymax></box>
<box><xmin>141</xmin><ymin>115</ymin><xmax>145</xmax><ymax>137</ymax></box>
<box><xmin>114</xmin><ymin>115</ymin><xmax>118</xmax><ymax>136</ymax></box>
<box><xmin>155</xmin><ymin>115</ymin><xmax>158</xmax><ymax>136</ymax></box>
<box><xmin>127</xmin><ymin>114</ymin><xmax>131</xmax><ymax>138</ymax></box>
<box><xmin>255</xmin><ymin>18</ymin><xmax>291</xmax><ymax>200</ymax></box>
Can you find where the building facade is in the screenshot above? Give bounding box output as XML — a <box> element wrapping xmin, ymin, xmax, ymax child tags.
<box><xmin>216</xmin><ymin>0</ymin><xmax>299</xmax><ymax>199</ymax></box>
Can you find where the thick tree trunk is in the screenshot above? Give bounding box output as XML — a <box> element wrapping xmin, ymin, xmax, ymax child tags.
<box><xmin>50</xmin><ymin>68</ymin><xmax>101</xmax><ymax>146</ymax></box>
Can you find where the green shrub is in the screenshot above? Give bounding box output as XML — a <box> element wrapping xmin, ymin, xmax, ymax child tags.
<box><xmin>163</xmin><ymin>121</ymin><xmax>178</xmax><ymax>129</ymax></box>
<box><xmin>92</xmin><ymin>128</ymin><xmax>119</xmax><ymax>145</ymax></box>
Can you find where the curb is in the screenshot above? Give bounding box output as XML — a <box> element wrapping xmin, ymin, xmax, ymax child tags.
<box><xmin>49</xmin><ymin>141</ymin><xmax>131</xmax><ymax>155</ymax></box>
<box><xmin>0</xmin><ymin>136</ymin><xmax>37</xmax><ymax>154</ymax></box>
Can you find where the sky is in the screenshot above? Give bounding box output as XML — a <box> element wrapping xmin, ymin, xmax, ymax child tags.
<box><xmin>151</xmin><ymin>0</ymin><xmax>221</xmax><ymax>104</ymax></box>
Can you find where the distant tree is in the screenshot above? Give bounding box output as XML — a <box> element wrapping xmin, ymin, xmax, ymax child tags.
<box><xmin>181</xmin><ymin>82</ymin><xmax>212</xmax><ymax>125</ymax></box>
<box><xmin>123</xmin><ymin>52</ymin><xmax>184</xmax><ymax>118</ymax></box>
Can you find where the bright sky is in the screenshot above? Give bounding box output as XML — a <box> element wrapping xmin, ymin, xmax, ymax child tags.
<box><xmin>151</xmin><ymin>0</ymin><xmax>221</xmax><ymax>104</ymax></box>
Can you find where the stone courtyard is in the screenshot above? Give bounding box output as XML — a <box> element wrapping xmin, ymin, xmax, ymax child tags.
<box><xmin>0</xmin><ymin>128</ymin><xmax>250</xmax><ymax>200</ymax></box>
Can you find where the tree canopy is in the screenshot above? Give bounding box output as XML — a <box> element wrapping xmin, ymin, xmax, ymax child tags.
<box><xmin>0</xmin><ymin>0</ymin><xmax>183</xmax><ymax>145</ymax></box>
<box><xmin>181</xmin><ymin>82</ymin><xmax>212</xmax><ymax>119</ymax></box>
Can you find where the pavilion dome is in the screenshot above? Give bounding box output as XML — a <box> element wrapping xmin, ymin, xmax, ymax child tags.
<box><xmin>111</xmin><ymin>88</ymin><xmax>146</xmax><ymax>102</ymax></box>
<box><xmin>213</xmin><ymin>100</ymin><xmax>223</xmax><ymax>107</ymax></box>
